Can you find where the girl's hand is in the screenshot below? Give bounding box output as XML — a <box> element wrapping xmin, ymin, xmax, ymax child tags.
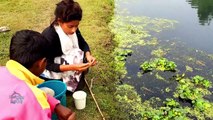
<box><xmin>60</xmin><ymin>63</ymin><xmax>91</xmax><ymax>72</ymax></box>
<box><xmin>74</xmin><ymin>63</ymin><xmax>91</xmax><ymax>72</ymax></box>
<box><xmin>86</xmin><ymin>52</ymin><xmax>97</xmax><ymax>66</ymax></box>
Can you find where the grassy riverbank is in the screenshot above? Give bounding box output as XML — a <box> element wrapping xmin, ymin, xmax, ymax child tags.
<box><xmin>0</xmin><ymin>0</ymin><xmax>58</xmax><ymax>64</ymax></box>
<box><xmin>0</xmin><ymin>0</ymin><xmax>118</xmax><ymax>119</ymax></box>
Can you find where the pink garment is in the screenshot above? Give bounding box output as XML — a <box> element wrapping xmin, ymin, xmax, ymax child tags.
<box><xmin>0</xmin><ymin>67</ymin><xmax>59</xmax><ymax>120</ymax></box>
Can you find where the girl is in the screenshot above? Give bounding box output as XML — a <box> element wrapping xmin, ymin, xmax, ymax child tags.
<box><xmin>41</xmin><ymin>0</ymin><xmax>96</xmax><ymax>92</ymax></box>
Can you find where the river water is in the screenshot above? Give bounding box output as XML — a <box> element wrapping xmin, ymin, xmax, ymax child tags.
<box><xmin>114</xmin><ymin>0</ymin><xmax>213</xmax><ymax>101</ymax></box>
<box><xmin>116</xmin><ymin>0</ymin><xmax>213</xmax><ymax>53</ymax></box>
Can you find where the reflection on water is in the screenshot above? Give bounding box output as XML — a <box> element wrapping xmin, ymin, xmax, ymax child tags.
<box><xmin>187</xmin><ymin>0</ymin><xmax>213</xmax><ymax>25</ymax></box>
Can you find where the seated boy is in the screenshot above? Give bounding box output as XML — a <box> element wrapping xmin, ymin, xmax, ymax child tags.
<box><xmin>0</xmin><ymin>30</ymin><xmax>75</xmax><ymax>120</ymax></box>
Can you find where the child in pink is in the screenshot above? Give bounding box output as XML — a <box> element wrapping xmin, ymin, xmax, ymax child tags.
<box><xmin>0</xmin><ymin>30</ymin><xmax>75</xmax><ymax>120</ymax></box>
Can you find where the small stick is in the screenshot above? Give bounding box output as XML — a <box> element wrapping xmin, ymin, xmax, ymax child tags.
<box><xmin>85</xmin><ymin>79</ymin><xmax>105</xmax><ymax>120</ymax></box>
<box><xmin>90</xmin><ymin>77</ymin><xmax>94</xmax><ymax>89</ymax></box>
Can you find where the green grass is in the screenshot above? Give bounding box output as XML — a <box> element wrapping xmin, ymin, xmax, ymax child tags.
<box><xmin>0</xmin><ymin>0</ymin><xmax>59</xmax><ymax>65</ymax></box>
<box><xmin>0</xmin><ymin>0</ymin><xmax>118</xmax><ymax>119</ymax></box>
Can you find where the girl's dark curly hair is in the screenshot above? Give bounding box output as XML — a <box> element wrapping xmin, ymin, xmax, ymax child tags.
<box><xmin>53</xmin><ymin>0</ymin><xmax>82</xmax><ymax>24</ymax></box>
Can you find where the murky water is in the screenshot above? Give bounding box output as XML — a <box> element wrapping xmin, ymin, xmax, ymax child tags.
<box><xmin>114</xmin><ymin>0</ymin><xmax>213</xmax><ymax>102</ymax></box>
<box><xmin>116</xmin><ymin>0</ymin><xmax>213</xmax><ymax>53</ymax></box>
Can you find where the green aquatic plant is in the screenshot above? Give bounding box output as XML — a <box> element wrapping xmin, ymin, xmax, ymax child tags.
<box><xmin>141</xmin><ymin>61</ymin><xmax>155</xmax><ymax>71</ymax></box>
<box><xmin>109</xmin><ymin>15</ymin><xmax>176</xmax><ymax>49</ymax></box>
<box><xmin>192</xmin><ymin>98</ymin><xmax>212</xmax><ymax>112</ymax></box>
<box><xmin>116</xmin><ymin>49</ymin><xmax>133</xmax><ymax>57</ymax></box>
<box><xmin>114</xmin><ymin>61</ymin><xmax>127</xmax><ymax>78</ymax></box>
<box><xmin>171</xmin><ymin>74</ymin><xmax>213</xmax><ymax>119</ymax></box>
<box><xmin>137</xmin><ymin>72</ymin><xmax>143</xmax><ymax>78</ymax></box>
<box><xmin>141</xmin><ymin>98</ymin><xmax>189</xmax><ymax>120</ymax></box>
<box><xmin>192</xmin><ymin>75</ymin><xmax>212</xmax><ymax>88</ymax></box>
<box><xmin>113</xmin><ymin>48</ymin><xmax>133</xmax><ymax>78</ymax></box>
<box><xmin>185</xmin><ymin>65</ymin><xmax>193</xmax><ymax>72</ymax></box>
<box><xmin>108</xmin><ymin>9</ymin><xmax>213</xmax><ymax>120</ymax></box>
<box><xmin>151</xmin><ymin>48</ymin><xmax>167</xmax><ymax>57</ymax></box>
<box><xmin>155</xmin><ymin>72</ymin><xmax>165</xmax><ymax>81</ymax></box>
<box><xmin>164</xmin><ymin>98</ymin><xmax>180</xmax><ymax>108</ymax></box>
<box><xmin>140</xmin><ymin>96</ymin><xmax>212</xmax><ymax>120</ymax></box>
<box><xmin>174</xmin><ymin>76</ymin><xmax>212</xmax><ymax>101</ymax></box>
<box><xmin>114</xmin><ymin>84</ymin><xmax>143</xmax><ymax>119</ymax></box>
<box><xmin>109</xmin><ymin>15</ymin><xmax>177</xmax><ymax>80</ymax></box>
<box><xmin>140</xmin><ymin>58</ymin><xmax>177</xmax><ymax>72</ymax></box>
<box><xmin>185</xmin><ymin>106</ymin><xmax>213</xmax><ymax>120</ymax></box>
<box><xmin>146</xmin><ymin>37</ymin><xmax>159</xmax><ymax>46</ymax></box>
<box><xmin>165</xmin><ymin>87</ymin><xmax>171</xmax><ymax>93</ymax></box>
<box><xmin>176</xmin><ymin>85</ymin><xmax>205</xmax><ymax>100</ymax></box>
<box><xmin>174</xmin><ymin>75</ymin><xmax>212</xmax><ymax>105</ymax></box>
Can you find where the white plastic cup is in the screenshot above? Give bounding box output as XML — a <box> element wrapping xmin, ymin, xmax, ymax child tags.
<box><xmin>72</xmin><ymin>91</ymin><xmax>87</xmax><ymax>110</ymax></box>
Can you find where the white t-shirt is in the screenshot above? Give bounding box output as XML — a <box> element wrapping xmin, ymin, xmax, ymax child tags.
<box><xmin>42</xmin><ymin>25</ymin><xmax>84</xmax><ymax>92</ymax></box>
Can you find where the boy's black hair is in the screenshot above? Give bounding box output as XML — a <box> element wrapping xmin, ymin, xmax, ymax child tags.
<box><xmin>53</xmin><ymin>0</ymin><xmax>82</xmax><ymax>24</ymax></box>
<box><xmin>10</xmin><ymin>30</ymin><xmax>50</xmax><ymax>69</ymax></box>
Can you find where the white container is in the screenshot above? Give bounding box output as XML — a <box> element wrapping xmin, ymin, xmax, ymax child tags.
<box><xmin>72</xmin><ymin>91</ymin><xmax>87</xmax><ymax>110</ymax></box>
